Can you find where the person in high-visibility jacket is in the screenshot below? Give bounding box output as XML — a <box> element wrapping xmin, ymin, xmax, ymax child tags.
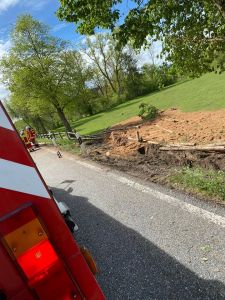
<box><xmin>25</xmin><ymin>126</ymin><xmax>39</xmax><ymax>147</ymax></box>
<box><xmin>20</xmin><ymin>129</ymin><xmax>33</xmax><ymax>152</ymax></box>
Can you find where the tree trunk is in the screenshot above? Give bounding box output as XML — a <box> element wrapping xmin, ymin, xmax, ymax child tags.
<box><xmin>55</xmin><ymin>106</ymin><xmax>73</xmax><ymax>132</ymax></box>
<box><xmin>106</xmin><ymin>76</ymin><xmax>117</xmax><ymax>94</ymax></box>
<box><xmin>97</xmin><ymin>83</ymin><xmax>105</xmax><ymax>96</ymax></box>
<box><xmin>105</xmin><ymin>84</ymin><xmax>110</xmax><ymax>101</ymax></box>
<box><xmin>115</xmin><ymin>69</ymin><xmax>123</xmax><ymax>101</ymax></box>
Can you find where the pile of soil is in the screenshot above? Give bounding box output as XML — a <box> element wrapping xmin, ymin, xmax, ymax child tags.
<box><xmin>85</xmin><ymin>109</ymin><xmax>225</xmax><ymax>187</ymax></box>
<box><xmin>106</xmin><ymin>109</ymin><xmax>225</xmax><ymax>157</ymax></box>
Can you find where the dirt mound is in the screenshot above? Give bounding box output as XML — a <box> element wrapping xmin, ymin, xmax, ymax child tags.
<box><xmin>87</xmin><ymin>108</ymin><xmax>225</xmax><ymax>174</ymax></box>
<box><xmin>105</xmin><ymin>109</ymin><xmax>225</xmax><ymax>157</ymax></box>
<box><xmin>85</xmin><ymin>109</ymin><xmax>225</xmax><ymax>203</ymax></box>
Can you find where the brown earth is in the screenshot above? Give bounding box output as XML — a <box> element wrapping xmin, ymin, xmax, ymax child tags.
<box><xmin>107</xmin><ymin>108</ymin><xmax>225</xmax><ymax>157</ymax></box>
<box><xmin>84</xmin><ymin>109</ymin><xmax>225</xmax><ymax>203</ymax></box>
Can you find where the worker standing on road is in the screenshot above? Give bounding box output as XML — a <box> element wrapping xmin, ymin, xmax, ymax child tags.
<box><xmin>25</xmin><ymin>126</ymin><xmax>39</xmax><ymax>148</ymax></box>
<box><xmin>20</xmin><ymin>129</ymin><xmax>34</xmax><ymax>152</ymax></box>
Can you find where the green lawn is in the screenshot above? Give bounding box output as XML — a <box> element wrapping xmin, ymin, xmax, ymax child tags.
<box><xmin>58</xmin><ymin>72</ymin><xmax>225</xmax><ymax>135</ymax></box>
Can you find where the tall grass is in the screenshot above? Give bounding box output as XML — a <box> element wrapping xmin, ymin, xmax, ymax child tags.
<box><xmin>170</xmin><ymin>167</ymin><xmax>225</xmax><ymax>201</ymax></box>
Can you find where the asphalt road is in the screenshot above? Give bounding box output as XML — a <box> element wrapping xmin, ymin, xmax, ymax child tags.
<box><xmin>32</xmin><ymin>148</ymin><xmax>225</xmax><ymax>300</ymax></box>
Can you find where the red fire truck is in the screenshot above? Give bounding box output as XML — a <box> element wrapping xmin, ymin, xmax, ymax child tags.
<box><xmin>0</xmin><ymin>101</ymin><xmax>106</xmax><ymax>300</ymax></box>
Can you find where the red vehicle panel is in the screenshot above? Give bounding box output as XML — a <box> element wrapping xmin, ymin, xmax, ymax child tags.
<box><xmin>0</xmin><ymin>101</ymin><xmax>105</xmax><ymax>300</ymax></box>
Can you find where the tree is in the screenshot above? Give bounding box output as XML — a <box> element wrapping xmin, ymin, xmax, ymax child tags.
<box><xmin>1</xmin><ymin>15</ymin><xmax>88</xmax><ymax>132</ymax></box>
<box><xmin>7</xmin><ymin>94</ymin><xmax>58</xmax><ymax>133</ymax></box>
<box><xmin>121</xmin><ymin>50</ymin><xmax>144</xmax><ymax>99</ymax></box>
<box><xmin>82</xmin><ymin>33</ymin><xmax>141</xmax><ymax>100</ymax></box>
<box><xmin>90</xmin><ymin>67</ymin><xmax>110</xmax><ymax>98</ymax></box>
<box><xmin>141</xmin><ymin>63</ymin><xmax>177</xmax><ymax>91</ymax></box>
<box><xmin>57</xmin><ymin>0</ymin><xmax>121</xmax><ymax>35</ymax></box>
<box><xmin>82</xmin><ymin>34</ymin><xmax>123</xmax><ymax>99</ymax></box>
<box><xmin>57</xmin><ymin>0</ymin><xmax>225</xmax><ymax>76</ymax></box>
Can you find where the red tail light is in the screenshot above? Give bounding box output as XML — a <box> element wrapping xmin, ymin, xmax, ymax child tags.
<box><xmin>0</xmin><ymin>204</ymin><xmax>82</xmax><ymax>300</ymax></box>
<box><xmin>17</xmin><ymin>239</ymin><xmax>58</xmax><ymax>283</ymax></box>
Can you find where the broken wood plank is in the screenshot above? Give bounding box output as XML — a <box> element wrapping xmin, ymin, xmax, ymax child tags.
<box><xmin>201</xmin><ymin>143</ymin><xmax>225</xmax><ymax>147</ymax></box>
<box><xmin>195</xmin><ymin>145</ymin><xmax>225</xmax><ymax>151</ymax></box>
<box><xmin>160</xmin><ymin>145</ymin><xmax>225</xmax><ymax>152</ymax></box>
<box><xmin>168</xmin><ymin>142</ymin><xmax>196</xmax><ymax>147</ymax></box>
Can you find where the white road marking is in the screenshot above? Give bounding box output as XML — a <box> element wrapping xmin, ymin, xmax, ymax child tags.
<box><xmin>77</xmin><ymin>158</ymin><xmax>225</xmax><ymax>228</ymax></box>
<box><xmin>0</xmin><ymin>158</ymin><xmax>50</xmax><ymax>199</ymax></box>
<box><xmin>44</xmin><ymin>147</ymin><xmax>225</xmax><ymax>227</ymax></box>
<box><xmin>74</xmin><ymin>160</ymin><xmax>103</xmax><ymax>172</ymax></box>
<box><xmin>110</xmin><ymin>174</ymin><xmax>225</xmax><ymax>228</ymax></box>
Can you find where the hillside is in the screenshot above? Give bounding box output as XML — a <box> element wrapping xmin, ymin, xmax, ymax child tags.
<box><xmin>58</xmin><ymin>72</ymin><xmax>225</xmax><ymax>135</ymax></box>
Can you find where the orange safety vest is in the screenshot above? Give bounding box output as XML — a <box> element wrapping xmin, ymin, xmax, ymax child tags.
<box><xmin>21</xmin><ymin>134</ymin><xmax>32</xmax><ymax>149</ymax></box>
<box><xmin>30</xmin><ymin>129</ymin><xmax>36</xmax><ymax>138</ymax></box>
<box><xmin>26</xmin><ymin>129</ymin><xmax>36</xmax><ymax>142</ymax></box>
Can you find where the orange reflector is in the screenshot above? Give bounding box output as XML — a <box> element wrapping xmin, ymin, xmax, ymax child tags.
<box><xmin>3</xmin><ymin>218</ymin><xmax>48</xmax><ymax>258</ymax></box>
<box><xmin>80</xmin><ymin>246</ymin><xmax>98</xmax><ymax>275</ymax></box>
<box><xmin>17</xmin><ymin>239</ymin><xmax>58</xmax><ymax>282</ymax></box>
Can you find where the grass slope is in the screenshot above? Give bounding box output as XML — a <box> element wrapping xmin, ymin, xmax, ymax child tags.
<box><xmin>59</xmin><ymin>72</ymin><xmax>225</xmax><ymax>135</ymax></box>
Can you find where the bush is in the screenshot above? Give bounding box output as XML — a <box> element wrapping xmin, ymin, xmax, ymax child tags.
<box><xmin>138</xmin><ymin>103</ymin><xmax>159</xmax><ymax>120</ymax></box>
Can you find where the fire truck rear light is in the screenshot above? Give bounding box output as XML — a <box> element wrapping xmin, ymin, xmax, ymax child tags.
<box><xmin>17</xmin><ymin>239</ymin><xmax>59</xmax><ymax>282</ymax></box>
<box><xmin>0</xmin><ymin>205</ymin><xmax>60</xmax><ymax>283</ymax></box>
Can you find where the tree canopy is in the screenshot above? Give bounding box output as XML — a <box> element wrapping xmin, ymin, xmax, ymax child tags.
<box><xmin>1</xmin><ymin>15</ymin><xmax>179</xmax><ymax>133</ymax></box>
<box><xmin>1</xmin><ymin>15</ymin><xmax>89</xmax><ymax>131</ymax></box>
<box><xmin>82</xmin><ymin>34</ymin><xmax>141</xmax><ymax>100</ymax></box>
<box><xmin>57</xmin><ymin>0</ymin><xmax>225</xmax><ymax>75</ymax></box>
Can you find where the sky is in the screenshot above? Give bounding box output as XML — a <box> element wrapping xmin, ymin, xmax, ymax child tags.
<box><xmin>0</xmin><ymin>0</ymin><xmax>161</xmax><ymax>98</ymax></box>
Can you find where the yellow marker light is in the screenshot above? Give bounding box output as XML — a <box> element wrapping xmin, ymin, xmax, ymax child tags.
<box><xmin>3</xmin><ymin>218</ymin><xmax>48</xmax><ymax>259</ymax></box>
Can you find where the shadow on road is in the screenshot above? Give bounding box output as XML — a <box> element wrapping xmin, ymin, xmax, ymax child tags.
<box><xmin>52</xmin><ymin>187</ymin><xmax>225</xmax><ymax>300</ymax></box>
